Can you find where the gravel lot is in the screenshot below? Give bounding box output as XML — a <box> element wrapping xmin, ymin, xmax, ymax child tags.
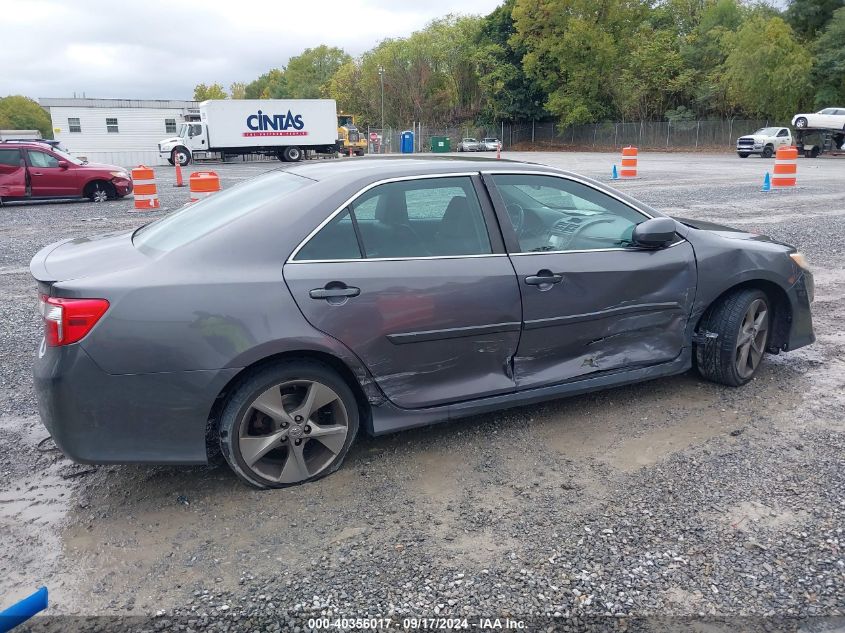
<box><xmin>1</xmin><ymin>151</ymin><xmax>843</xmax><ymax>631</ymax></box>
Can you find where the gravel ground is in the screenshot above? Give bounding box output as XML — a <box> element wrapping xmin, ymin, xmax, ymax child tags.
<box><xmin>1</xmin><ymin>151</ymin><xmax>843</xmax><ymax>632</ymax></box>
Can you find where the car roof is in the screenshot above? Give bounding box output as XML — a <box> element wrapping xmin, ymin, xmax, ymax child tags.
<box><xmin>285</xmin><ymin>156</ymin><xmax>559</xmax><ymax>183</ymax></box>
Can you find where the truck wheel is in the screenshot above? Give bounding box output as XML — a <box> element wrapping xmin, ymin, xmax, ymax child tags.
<box><xmin>172</xmin><ymin>148</ymin><xmax>190</xmax><ymax>166</ymax></box>
<box><xmin>794</xmin><ymin>117</ymin><xmax>808</xmax><ymax>129</ymax></box>
<box><xmin>283</xmin><ymin>147</ymin><xmax>303</xmax><ymax>162</ymax></box>
<box><xmin>167</xmin><ymin>158</ymin><xmax>175</xmax><ymax>166</ymax></box>
<box><xmin>738</xmin><ymin>153</ymin><xmax>749</xmax><ymax>158</ymax></box>
<box><xmin>761</xmin><ymin>145</ymin><xmax>774</xmax><ymax>158</ymax></box>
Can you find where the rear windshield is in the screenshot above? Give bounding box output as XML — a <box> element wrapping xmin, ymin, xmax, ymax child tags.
<box><xmin>133</xmin><ymin>170</ymin><xmax>310</xmax><ymax>254</ymax></box>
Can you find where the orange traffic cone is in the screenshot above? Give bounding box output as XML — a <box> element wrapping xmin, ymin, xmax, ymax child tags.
<box><xmin>496</xmin><ymin>141</ymin><xmax>501</xmax><ymax>160</ymax></box>
<box><xmin>174</xmin><ymin>159</ymin><xmax>185</xmax><ymax>188</ymax></box>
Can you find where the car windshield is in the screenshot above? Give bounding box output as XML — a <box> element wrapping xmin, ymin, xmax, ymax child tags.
<box><xmin>754</xmin><ymin>128</ymin><xmax>780</xmax><ymax>135</ymax></box>
<box><xmin>133</xmin><ymin>170</ymin><xmax>311</xmax><ymax>255</ymax></box>
<box><xmin>50</xmin><ymin>147</ymin><xmax>85</xmax><ymax>165</ymax></box>
<box><xmin>484</xmin><ymin>138</ymin><xmax>497</xmax><ymax>142</ymax></box>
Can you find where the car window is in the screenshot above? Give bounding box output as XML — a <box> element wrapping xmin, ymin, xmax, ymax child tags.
<box><xmin>777</xmin><ymin>129</ymin><xmax>789</xmax><ymax>137</ymax></box>
<box><xmin>134</xmin><ymin>171</ymin><xmax>311</xmax><ymax>255</ymax></box>
<box><xmin>348</xmin><ymin>176</ymin><xmax>491</xmax><ymax>258</ymax></box>
<box><xmin>28</xmin><ymin>150</ymin><xmax>60</xmax><ymax>168</ymax></box>
<box><xmin>0</xmin><ymin>149</ymin><xmax>22</xmax><ymax>167</ymax></box>
<box><xmin>295</xmin><ymin>209</ymin><xmax>362</xmax><ymax>261</ymax></box>
<box><xmin>491</xmin><ymin>174</ymin><xmax>648</xmax><ymax>253</ymax></box>
<box><xmin>820</xmin><ymin>109</ymin><xmax>834</xmax><ymax>114</ymax></box>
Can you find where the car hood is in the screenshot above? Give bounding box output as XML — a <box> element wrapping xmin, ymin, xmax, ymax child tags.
<box><xmin>81</xmin><ymin>162</ymin><xmax>128</xmax><ymax>173</ymax></box>
<box><xmin>30</xmin><ymin>230</ymin><xmax>147</xmax><ymax>284</ymax></box>
<box><xmin>160</xmin><ymin>137</ymin><xmax>182</xmax><ymax>144</ymax></box>
<box><xmin>672</xmin><ymin>217</ymin><xmax>781</xmax><ymax>243</ymax></box>
<box><xmin>738</xmin><ymin>134</ymin><xmax>769</xmax><ymax>141</ymax></box>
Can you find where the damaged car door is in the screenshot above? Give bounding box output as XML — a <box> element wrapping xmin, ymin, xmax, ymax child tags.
<box><xmin>487</xmin><ymin>173</ymin><xmax>697</xmax><ymax>389</ymax></box>
<box><xmin>284</xmin><ymin>174</ymin><xmax>522</xmax><ymax>409</ymax></box>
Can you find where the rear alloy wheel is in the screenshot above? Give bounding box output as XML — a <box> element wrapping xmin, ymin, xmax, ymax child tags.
<box><xmin>695</xmin><ymin>289</ymin><xmax>770</xmax><ymax>387</ymax></box>
<box><xmin>220</xmin><ymin>361</ymin><xmax>359</xmax><ymax>488</ymax></box>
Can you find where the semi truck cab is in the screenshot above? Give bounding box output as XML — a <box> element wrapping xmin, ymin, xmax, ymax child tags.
<box><xmin>159</xmin><ymin>123</ymin><xmax>207</xmax><ymax>166</ymax></box>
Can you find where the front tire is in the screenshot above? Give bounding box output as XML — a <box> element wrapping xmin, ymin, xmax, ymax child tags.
<box><xmin>761</xmin><ymin>145</ymin><xmax>774</xmax><ymax>158</ymax></box>
<box><xmin>738</xmin><ymin>153</ymin><xmax>749</xmax><ymax>158</ymax></box>
<box><xmin>172</xmin><ymin>147</ymin><xmax>190</xmax><ymax>166</ymax></box>
<box><xmin>695</xmin><ymin>289</ymin><xmax>770</xmax><ymax>387</ymax></box>
<box><xmin>219</xmin><ymin>361</ymin><xmax>359</xmax><ymax>489</ymax></box>
<box><xmin>85</xmin><ymin>180</ymin><xmax>116</xmax><ymax>202</ymax></box>
<box><xmin>794</xmin><ymin>117</ymin><xmax>808</xmax><ymax>129</ymax></box>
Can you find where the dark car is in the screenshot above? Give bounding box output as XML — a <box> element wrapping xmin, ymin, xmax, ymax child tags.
<box><xmin>31</xmin><ymin>158</ymin><xmax>814</xmax><ymax>488</ymax></box>
<box><xmin>0</xmin><ymin>141</ymin><xmax>132</xmax><ymax>203</ymax></box>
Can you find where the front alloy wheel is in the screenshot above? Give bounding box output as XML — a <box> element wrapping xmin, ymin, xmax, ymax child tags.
<box><xmin>220</xmin><ymin>362</ymin><xmax>359</xmax><ymax>488</ymax></box>
<box><xmin>695</xmin><ymin>288</ymin><xmax>771</xmax><ymax>387</ymax></box>
<box><xmin>735</xmin><ymin>298</ymin><xmax>768</xmax><ymax>380</ymax></box>
<box><xmin>795</xmin><ymin>117</ymin><xmax>807</xmax><ymax>129</ymax></box>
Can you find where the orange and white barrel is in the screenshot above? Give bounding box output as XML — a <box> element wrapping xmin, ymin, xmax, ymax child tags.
<box><xmin>772</xmin><ymin>146</ymin><xmax>797</xmax><ymax>188</ymax></box>
<box><xmin>620</xmin><ymin>146</ymin><xmax>638</xmax><ymax>178</ymax></box>
<box><xmin>130</xmin><ymin>165</ymin><xmax>160</xmax><ymax>211</ymax></box>
<box><xmin>189</xmin><ymin>171</ymin><xmax>221</xmax><ymax>202</ymax></box>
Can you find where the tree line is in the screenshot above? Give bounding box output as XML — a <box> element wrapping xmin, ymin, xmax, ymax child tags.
<box><xmin>196</xmin><ymin>0</ymin><xmax>845</xmax><ymax>129</ymax></box>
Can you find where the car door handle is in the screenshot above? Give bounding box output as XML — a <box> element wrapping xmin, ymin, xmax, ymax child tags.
<box><xmin>524</xmin><ymin>272</ymin><xmax>563</xmax><ymax>286</ymax></box>
<box><xmin>31</xmin><ymin>172</ymin><xmax>43</xmax><ymax>176</ymax></box>
<box><xmin>309</xmin><ymin>286</ymin><xmax>360</xmax><ymax>299</ymax></box>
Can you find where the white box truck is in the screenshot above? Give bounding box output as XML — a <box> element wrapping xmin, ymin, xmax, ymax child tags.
<box><xmin>158</xmin><ymin>99</ymin><xmax>340</xmax><ymax>165</ymax></box>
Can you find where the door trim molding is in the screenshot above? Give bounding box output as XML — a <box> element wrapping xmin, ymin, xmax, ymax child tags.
<box><xmin>523</xmin><ymin>301</ymin><xmax>684</xmax><ymax>330</ymax></box>
<box><xmin>387</xmin><ymin>321</ymin><xmax>522</xmax><ymax>345</ymax></box>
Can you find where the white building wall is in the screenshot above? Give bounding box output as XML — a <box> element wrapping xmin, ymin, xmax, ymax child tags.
<box><xmin>46</xmin><ymin>103</ymin><xmax>192</xmax><ymax>167</ymax></box>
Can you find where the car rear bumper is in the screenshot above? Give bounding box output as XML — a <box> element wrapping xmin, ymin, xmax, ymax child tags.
<box><xmin>34</xmin><ymin>341</ymin><xmax>239</xmax><ymax>464</ymax></box>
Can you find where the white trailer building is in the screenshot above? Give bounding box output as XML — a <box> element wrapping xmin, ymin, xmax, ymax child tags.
<box><xmin>39</xmin><ymin>98</ymin><xmax>198</xmax><ymax>167</ymax></box>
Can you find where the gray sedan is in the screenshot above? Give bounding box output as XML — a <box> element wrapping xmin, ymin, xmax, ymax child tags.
<box><xmin>32</xmin><ymin>158</ymin><xmax>815</xmax><ymax>488</ymax></box>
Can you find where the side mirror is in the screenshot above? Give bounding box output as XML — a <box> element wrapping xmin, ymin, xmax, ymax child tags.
<box><xmin>57</xmin><ymin>160</ymin><xmax>69</xmax><ymax>169</ymax></box>
<box><xmin>632</xmin><ymin>217</ymin><xmax>677</xmax><ymax>248</ymax></box>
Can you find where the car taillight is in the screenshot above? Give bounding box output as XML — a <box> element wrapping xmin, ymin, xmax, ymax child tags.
<box><xmin>38</xmin><ymin>295</ymin><xmax>109</xmax><ymax>347</ymax></box>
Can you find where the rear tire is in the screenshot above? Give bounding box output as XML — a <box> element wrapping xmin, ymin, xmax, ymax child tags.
<box><xmin>282</xmin><ymin>146</ymin><xmax>303</xmax><ymax>162</ymax></box>
<box><xmin>219</xmin><ymin>360</ymin><xmax>360</xmax><ymax>489</ymax></box>
<box><xmin>695</xmin><ymin>289</ymin><xmax>770</xmax><ymax>387</ymax></box>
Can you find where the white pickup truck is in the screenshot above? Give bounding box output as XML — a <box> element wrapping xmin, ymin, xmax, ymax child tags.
<box><xmin>736</xmin><ymin>127</ymin><xmax>792</xmax><ymax>158</ymax></box>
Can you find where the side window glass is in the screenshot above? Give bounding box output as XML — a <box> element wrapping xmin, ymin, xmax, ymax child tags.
<box><xmin>777</xmin><ymin>129</ymin><xmax>788</xmax><ymax>137</ymax></box>
<box><xmin>350</xmin><ymin>177</ymin><xmax>491</xmax><ymax>258</ymax></box>
<box><xmin>28</xmin><ymin>151</ymin><xmax>59</xmax><ymax>168</ymax></box>
<box><xmin>295</xmin><ymin>209</ymin><xmax>362</xmax><ymax>261</ymax></box>
<box><xmin>0</xmin><ymin>149</ymin><xmax>22</xmax><ymax>167</ymax></box>
<box><xmin>491</xmin><ymin>174</ymin><xmax>648</xmax><ymax>253</ymax></box>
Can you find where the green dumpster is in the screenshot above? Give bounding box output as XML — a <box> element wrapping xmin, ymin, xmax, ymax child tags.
<box><xmin>430</xmin><ymin>136</ymin><xmax>451</xmax><ymax>153</ymax></box>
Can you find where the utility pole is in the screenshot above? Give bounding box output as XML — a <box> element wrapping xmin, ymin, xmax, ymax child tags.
<box><xmin>378</xmin><ymin>65</ymin><xmax>385</xmax><ymax>134</ymax></box>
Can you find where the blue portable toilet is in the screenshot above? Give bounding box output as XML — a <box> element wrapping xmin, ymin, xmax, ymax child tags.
<box><xmin>400</xmin><ymin>130</ymin><xmax>414</xmax><ymax>154</ymax></box>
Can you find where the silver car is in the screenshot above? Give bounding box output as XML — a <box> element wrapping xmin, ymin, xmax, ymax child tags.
<box><xmin>457</xmin><ymin>138</ymin><xmax>480</xmax><ymax>152</ymax></box>
<box><xmin>482</xmin><ymin>137</ymin><xmax>501</xmax><ymax>151</ymax></box>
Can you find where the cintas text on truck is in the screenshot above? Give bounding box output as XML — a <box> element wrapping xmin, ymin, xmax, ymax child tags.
<box><xmin>159</xmin><ymin>99</ymin><xmax>340</xmax><ymax>166</ymax></box>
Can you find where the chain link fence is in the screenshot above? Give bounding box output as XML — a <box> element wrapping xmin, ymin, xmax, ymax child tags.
<box><xmin>362</xmin><ymin>119</ymin><xmax>788</xmax><ymax>153</ymax></box>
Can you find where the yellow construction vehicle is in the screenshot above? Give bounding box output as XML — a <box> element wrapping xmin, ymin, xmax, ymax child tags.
<box><xmin>337</xmin><ymin>113</ymin><xmax>367</xmax><ymax>156</ymax></box>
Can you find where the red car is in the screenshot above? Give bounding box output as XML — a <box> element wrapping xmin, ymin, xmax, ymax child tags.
<box><xmin>0</xmin><ymin>141</ymin><xmax>132</xmax><ymax>203</ymax></box>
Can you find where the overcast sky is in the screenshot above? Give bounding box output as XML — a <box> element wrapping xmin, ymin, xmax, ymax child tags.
<box><xmin>4</xmin><ymin>0</ymin><xmax>502</xmax><ymax>101</ymax></box>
